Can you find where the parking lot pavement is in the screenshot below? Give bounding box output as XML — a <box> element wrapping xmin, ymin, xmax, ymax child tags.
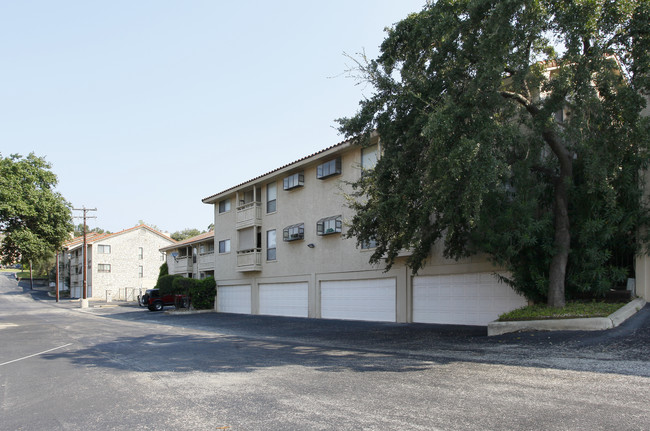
<box><xmin>25</xmin><ymin>277</ymin><xmax>650</xmax><ymax>376</ymax></box>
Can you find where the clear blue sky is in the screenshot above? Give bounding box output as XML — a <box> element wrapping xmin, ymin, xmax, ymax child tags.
<box><xmin>0</xmin><ymin>1</ymin><xmax>426</xmax><ymax>234</ymax></box>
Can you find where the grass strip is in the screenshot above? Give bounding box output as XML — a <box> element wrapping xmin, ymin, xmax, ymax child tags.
<box><xmin>498</xmin><ymin>301</ymin><xmax>628</xmax><ymax>321</ymax></box>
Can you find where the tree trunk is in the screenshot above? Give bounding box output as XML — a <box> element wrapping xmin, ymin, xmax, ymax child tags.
<box><xmin>548</xmin><ymin>176</ymin><xmax>570</xmax><ymax>308</ymax></box>
<box><xmin>543</xmin><ymin>130</ymin><xmax>573</xmax><ymax>308</ymax></box>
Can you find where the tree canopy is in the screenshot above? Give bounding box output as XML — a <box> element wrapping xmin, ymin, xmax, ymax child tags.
<box><xmin>0</xmin><ymin>153</ymin><xmax>73</xmax><ymax>265</ymax></box>
<box><xmin>338</xmin><ymin>0</ymin><xmax>650</xmax><ymax>307</ymax></box>
<box><xmin>171</xmin><ymin>228</ymin><xmax>205</xmax><ymax>242</ymax></box>
<box><xmin>73</xmin><ymin>223</ymin><xmax>108</xmax><ymax>237</ymax></box>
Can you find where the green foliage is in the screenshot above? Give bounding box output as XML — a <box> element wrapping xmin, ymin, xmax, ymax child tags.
<box><xmin>191</xmin><ymin>277</ymin><xmax>216</xmax><ymax>310</ymax></box>
<box><xmin>338</xmin><ymin>0</ymin><xmax>650</xmax><ymax>305</ymax></box>
<box><xmin>158</xmin><ymin>262</ymin><xmax>169</xmax><ymax>279</ymax></box>
<box><xmin>156</xmin><ymin>275</ymin><xmax>216</xmax><ymax>310</ymax></box>
<box><xmin>73</xmin><ymin>224</ymin><xmax>108</xmax><ymax>237</ymax></box>
<box><xmin>168</xmin><ymin>276</ymin><xmax>216</xmax><ymax>310</ymax></box>
<box><xmin>498</xmin><ymin>301</ymin><xmax>627</xmax><ymax>321</ymax></box>
<box><xmin>155</xmin><ymin>274</ymin><xmax>184</xmax><ymax>296</ymax></box>
<box><xmin>0</xmin><ymin>153</ymin><xmax>73</xmax><ymax>265</ymax></box>
<box><xmin>171</xmin><ymin>228</ymin><xmax>205</xmax><ymax>241</ymax></box>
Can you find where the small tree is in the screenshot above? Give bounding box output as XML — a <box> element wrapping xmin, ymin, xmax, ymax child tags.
<box><xmin>158</xmin><ymin>262</ymin><xmax>169</xmax><ymax>279</ymax></box>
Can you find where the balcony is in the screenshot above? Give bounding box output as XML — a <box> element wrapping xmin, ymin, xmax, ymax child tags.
<box><xmin>169</xmin><ymin>256</ymin><xmax>193</xmax><ymax>274</ymax></box>
<box><xmin>236</xmin><ymin>202</ymin><xmax>262</xmax><ymax>230</ymax></box>
<box><xmin>236</xmin><ymin>248</ymin><xmax>262</xmax><ymax>272</ymax></box>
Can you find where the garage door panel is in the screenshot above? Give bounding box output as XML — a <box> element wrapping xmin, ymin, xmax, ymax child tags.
<box><xmin>413</xmin><ymin>273</ymin><xmax>527</xmax><ymax>326</ymax></box>
<box><xmin>321</xmin><ymin>279</ymin><xmax>395</xmax><ymax>322</ymax></box>
<box><xmin>259</xmin><ymin>282</ymin><xmax>308</xmax><ymax>318</ymax></box>
<box><xmin>217</xmin><ymin>285</ymin><xmax>251</xmax><ymax>314</ymax></box>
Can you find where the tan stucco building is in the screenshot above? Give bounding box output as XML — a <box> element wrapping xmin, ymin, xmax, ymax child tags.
<box><xmin>199</xmin><ymin>137</ymin><xmax>527</xmax><ymax>325</ymax></box>
<box><xmin>161</xmin><ymin>230</ymin><xmax>215</xmax><ymax>280</ymax></box>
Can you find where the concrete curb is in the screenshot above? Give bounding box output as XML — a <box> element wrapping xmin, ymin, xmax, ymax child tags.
<box><xmin>487</xmin><ymin>298</ymin><xmax>647</xmax><ymax>336</ymax></box>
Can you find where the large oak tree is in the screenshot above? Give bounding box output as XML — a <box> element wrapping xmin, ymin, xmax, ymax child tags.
<box><xmin>0</xmin><ymin>153</ymin><xmax>73</xmax><ymax>274</ymax></box>
<box><xmin>338</xmin><ymin>0</ymin><xmax>650</xmax><ymax>307</ymax></box>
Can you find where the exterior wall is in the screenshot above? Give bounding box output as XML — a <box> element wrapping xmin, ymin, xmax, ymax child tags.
<box><xmin>90</xmin><ymin>228</ymin><xmax>170</xmax><ymax>299</ymax></box>
<box><xmin>210</xmin><ymin>142</ymin><xmax>509</xmax><ymax>323</ymax></box>
<box><xmin>634</xmin><ymin>97</ymin><xmax>650</xmax><ymax>301</ymax></box>
<box><xmin>165</xmin><ymin>239</ymin><xmax>215</xmax><ymax>279</ymax></box>
<box><xmin>62</xmin><ymin>227</ymin><xmax>174</xmax><ymax>300</ymax></box>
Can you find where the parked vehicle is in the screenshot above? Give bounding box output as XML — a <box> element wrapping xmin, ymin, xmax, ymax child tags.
<box><xmin>138</xmin><ymin>288</ymin><xmax>188</xmax><ymax>311</ymax></box>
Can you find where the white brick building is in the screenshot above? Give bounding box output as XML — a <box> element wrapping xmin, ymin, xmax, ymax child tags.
<box><xmin>60</xmin><ymin>225</ymin><xmax>176</xmax><ymax>300</ymax></box>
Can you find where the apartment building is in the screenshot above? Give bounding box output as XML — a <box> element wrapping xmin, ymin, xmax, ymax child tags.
<box><xmin>202</xmin><ymin>137</ymin><xmax>527</xmax><ymax>326</ymax></box>
<box><xmin>161</xmin><ymin>231</ymin><xmax>215</xmax><ymax>279</ymax></box>
<box><xmin>61</xmin><ymin>224</ymin><xmax>175</xmax><ymax>300</ymax></box>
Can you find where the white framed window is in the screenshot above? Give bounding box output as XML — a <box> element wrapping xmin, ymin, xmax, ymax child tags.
<box><xmin>283</xmin><ymin>223</ymin><xmax>304</xmax><ymax>242</ymax></box>
<box><xmin>219</xmin><ymin>199</ymin><xmax>231</xmax><ymax>213</ymax></box>
<box><xmin>138</xmin><ymin>247</ymin><xmax>143</xmax><ymax>260</ymax></box>
<box><xmin>139</xmin><ymin>266</ymin><xmax>144</xmax><ymax>278</ymax></box>
<box><xmin>98</xmin><ymin>264</ymin><xmax>111</xmax><ymax>273</ymax></box>
<box><xmin>267</xmin><ymin>182</ymin><xmax>277</xmax><ymax>213</ymax></box>
<box><xmin>97</xmin><ymin>245</ymin><xmax>111</xmax><ymax>254</ymax></box>
<box><xmin>218</xmin><ymin>239</ymin><xmax>231</xmax><ymax>254</ymax></box>
<box><xmin>317</xmin><ymin>157</ymin><xmax>342</xmax><ymax>179</ymax></box>
<box><xmin>160</xmin><ymin>252</ymin><xmax>166</xmax><ymax>261</ymax></box>
<box><xmin>361</xmin><ymin>145</ymin><xmax>378</xmax><ymax>172</ymax></box>
<box><xmin>283</xmin><ymin>172</ymin><xmax>304</xmax><ymax>190</ymax></box>
<box><xmin>267</xmin><ymin>230</ymin><xmax>276</xmax><ymax>260</ymax></box>
<box><xmin>317</xmin><ymin>215</ymin><xmax>342</xmax><ymax>236</ymax></box>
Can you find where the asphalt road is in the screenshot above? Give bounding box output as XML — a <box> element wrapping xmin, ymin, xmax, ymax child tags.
<box><xmin>1</xmin><ymin>272</ymin><xmax>649</xmax><ymax>430</ymax></box>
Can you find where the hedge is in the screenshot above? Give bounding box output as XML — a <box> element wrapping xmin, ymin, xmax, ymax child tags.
<box><xmin>155</xmin><ymin>274</ymin><xmax>216</xmax><ymax>310</ymax></box>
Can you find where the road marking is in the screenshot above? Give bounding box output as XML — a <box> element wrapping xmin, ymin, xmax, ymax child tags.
<box><xmin>0</xmin><ymin>343</ymin><xmax>73</xmax><ymax>367</ymax></box>
<box><xmin>0</xmin><ymin>323</ymin><xmax>18</xmax><ymax>330</ymax></box>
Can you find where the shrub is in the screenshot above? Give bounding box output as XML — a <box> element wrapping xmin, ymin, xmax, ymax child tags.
<box><xmin>158</xmin><ymin>262</ymin><xmax>169</xmax><ymax>279</ymax></box>
<box><xmin>169</xmin><ymin>276</ymin><xmax>216</xmax><ymax>310</ymax></box>
<box><xmin>192</xmin><ymin>277</ymin><xmax>216</xmax><ymax>310</ymax></box>
<box><xmin>155</xmin><ymin>274</ymin><xmax>184</xmax><ymax>296</ymax></box>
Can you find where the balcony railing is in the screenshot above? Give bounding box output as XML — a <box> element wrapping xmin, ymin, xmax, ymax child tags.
<box><xmin>170</xmin><ymin>256</ymin><xmax>193</xmax><ymax>274</ymax></box>
<box><xmin>236</xmin><ymin>202</ymin><xmax>262</xmax><ymax>230</ymax></box>
<box><xmin>236</xmin><ymin>248</ymin><xmax>262</xmax><ymax>272</ymax></box>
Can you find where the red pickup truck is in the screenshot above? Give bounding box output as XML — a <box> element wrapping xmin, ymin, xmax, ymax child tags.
<box><xmin>139</xmin><ymin>289</ymin><xmax>188</xmax><ymax>311</ymax></box>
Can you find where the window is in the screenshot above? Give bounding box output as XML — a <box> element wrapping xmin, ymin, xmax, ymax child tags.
<box><xmin>219</xmin><ymin>199</ymin><xmax>231</xmax><ymax>213</ymax></box>
<box><xmin>139</xmin><ymin>266</ymin><xmax>143</xmax><ymax>278</ymax></box>
<box><xmin>267</xmin><ymin>230</ymin><xmax>276</xmax><ymax>260</ymax></box>
<box><xmin>317</xmin><ymin>157</ymin><xmax>342</xmax><ymax>179</ymax></box>
<box><xmin>361</xmin><ymin>145</ymin><xmax>378</xmax><ymax>172</ymax></box>
<box><xmin>97</xmin><ymin>245</ymin><xmax>111</xmax><ymax>254</ymax></box>
<box><xmin>267</xmin><ymin>182</ymin><xmax>277</xmax><ymax>213</ymax></box>
<box><xmin>283</xmin><ymin>172</ymin><xmax>304</xmax><ymax>190</ymax></box>
<box><xmin>219</xmin><ymin>239</ymin><xmax>231</xmax><ymax>254</ymax></box>
<box><xmin>361</xmin><ymin>239</ymin><xmax>378</xmax><ymax>249</ymax></box>
<box><xmin>160</xmin><ymin>252</ymin><xmax>166</xmax><ymax>261</ymax></box>
<box><xmin>98</xmin><ymin>264</ymin><xmax>111</xmax><ymax>273</ymax></box>
<box><xmin>200</xmin><ymin>242</ymin><xmax>215</xmax><ymax>254</ymax></box>
<box><xmin>138</xmin><ymin>247</ymin><xmax>143</xmax><ymax>260</ymax></box>
<box><xmin>317</xmin><ymin>215</ymin><xmax>342</xmax><ymax>235</ymax></box>
<box><xmin>283</xmin><ymin>223</ymin><xmax>304</xmax><ymax>242</ymax></box>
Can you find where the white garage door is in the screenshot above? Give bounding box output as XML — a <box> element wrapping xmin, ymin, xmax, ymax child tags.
<box><xmin>217</xmin><ymin>285</ymin><xmax>251</xmax><ymax>314</ymax></box>
<box><xmin>259</xmin><ymin>282</ymin><xmax>308</xmax><ymax>318</ymax></box>
<box><xmin>413</xmin><ymin>273</ymin><xmax>527</xmax><ymax>326</ymax></box>
<box><xmin>321</xmin><ymin>279</ymin><xmax>396</xmax><ymax>322</ymax></box>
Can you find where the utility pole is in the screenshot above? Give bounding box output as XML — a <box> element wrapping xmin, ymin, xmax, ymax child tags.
<box><xmin>55</xmin><ymin>251</ymin><xmax>59</xmax><ymax>303</ymax></box>
<box><xmin>73</xmin><ymin>207</ymin><xmax>96</xmax><ymax>308</ymax></box>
